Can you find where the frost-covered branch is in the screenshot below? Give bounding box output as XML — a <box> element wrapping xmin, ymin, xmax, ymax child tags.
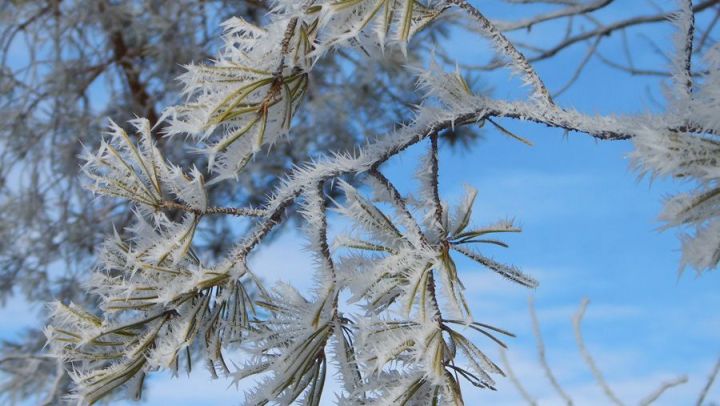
<box><xmin>447</xmin><ymin>0</ymin><xmax>554</xmax><ymax>104</ymax></box>
<box><xmin>41</xmin><ymin>0</ymin><xmax>720</xmax><ymax>403</ymax></box>
<box><xmin>158</xmin><ymin>201</ymin><xmax>266</xmax><ymax>217</ymax></box>
<box><xmin>674</xmin><ymin>0</ymin><xmax>696</xmax><ymax>98</ymax></box>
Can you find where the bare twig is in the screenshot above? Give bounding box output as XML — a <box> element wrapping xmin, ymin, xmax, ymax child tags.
<box><xmin>478</xmin><ymin>0</ymin><xmax>720</xmax><ymax>71</ymax></box>
<box><xmin>529</xmin><ymin>296</ymin><xmax>573</xmax><ymax>405</ymax></box>
<box><xmin>499</xmin><ymin>348</ymin><xmax>538</xmax><ymax>406</ymax></box>
<box><xmin>39</xmin><ymin>359</ymin><xmax>66</xmax><ymax>406</ymax></box>
<box><xmin>697</xmin><ymin>6</ymin><xmax>720</xmax><ymax>50</ymax></box>
<box><xmin>495</xmin><ymin>0</ymin><xmax>613</xmax><ymax>32</ymax></box>
<box><xmin>553</xmin><ymin>35</ymin><xmax>602</xmax><ymax>98</ymax></box>
<box><xmin>638</xmin><ymin>375</ymin><xmax>688</xmax><ymax>406</ymax></box>
<box><xmin>696</xmin><ymin>356</ymin><xmax>720</xmax><ymax>405</ymax></box>
<box><xmin>573</xmin><ymin>298</ymin><xmax>624</xmax><ymax>406</ymax></box>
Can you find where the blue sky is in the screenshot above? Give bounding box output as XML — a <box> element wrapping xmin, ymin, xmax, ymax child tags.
<box><xmin>2</xmin><ymin>1</ymin><xmax>720</xmax><ymax>405</ymax></box>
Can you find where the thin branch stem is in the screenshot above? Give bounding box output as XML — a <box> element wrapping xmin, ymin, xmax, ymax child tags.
<box><xmin>638</xmin><ymin>375</ymin><xmax>687</xmax><ymax>406</ymax></box>
<box><xmin>39</xmin><ymin>359</ymin><xmax>66</xmax><ymax>406</ymax></box>
<box><xmin>495</xmin><ymin>0</ymin><xmax>613</xmax><ymax>32</ymax></box>
<box><xmin>595</xmin><ymin>51</ymin><xmax>703</xmax><ymax>77</ymax></box>
<box><xmin>310</xmin><ymin>181</ymin><xmax>336</xmax><ymax>286</ymax></box>
<box><xmin>159</xmin><ymin>200</ymin><xmax>266</xmax><ymax>217</ymax></box>
<box><xmin>573</xmin><ymin>298</ymin><xmax>624</xmax><ymax>406</ymax></box>
<box><xmin>678</xmin><ymin>0</ymin><xmax>696</xmax><ymax>97</ymax></box>
<box><xmin>499</xmin><ymin>348</ymin><xmax>537</xmax><ymax>406</ymax></box>
<box><xmin>428</xmin><ymin>134</ymin><xmax>445</xmax><ymax>321</ymax></box>
<box><xmin>529</xmin><ymin>296</ymin><xmax>573</xmax><ymax>405</ymax></box>
<box><xmin>448</xmin><ymin>0</ymin><xmax>555</xmax><ymax>105</ymax></box>
<box><xmin>477</xmin><ymin>0</ymin><xmax>720</xmax><ymax>71</ymax></box>
<box><xmin>696</xmin><ymin>356</ymin><xmax>720</xmax><ymax>405</ymax></box>
<box><xmin>368</xmin><ymin>169</ymin><xmax>426</xmax><ymax>244</ymax></box>
<box><xmin>429</xmin><ymin>134</ymin><xmax>445</xmax><ymax>238</ymax></box>
<box><xmin>553</xmin><ymin>35</ymin><xmax>602</xmax><ymax>98</ymax></box>
<box><xmin>697</xmin><ymin>6</ymin><xmax>720</xmax><ymax>50</ymax></box>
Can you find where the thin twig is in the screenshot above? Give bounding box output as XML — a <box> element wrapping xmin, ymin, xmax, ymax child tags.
<box><xmin>696</xmin><ymin>356</ymin><xmax>720</xmax><ymax>405</ymax></box>
<box><xmin>678</xmin><ymin>0</ymin><xmax>696</xmax><ymax>97</ymax></box>
<box><xmin>697</xmin><ymin>6</ymin><xmax>720</xmax><ymax>50</ymax></box>
<box><xmin>429</xmin><ymin>134</ymin><xmax>445</xmax><ymax>238</ymax></box>
<box><xmin>553</xmin><ymin>36</ymin><xmax>602</xmax><ymax>98</ymax></box>
<box><xmin>499</xmin><ymin>348</ymin><xmax>538</xmax><ymax>406</ymax></box>
<box><xmin>159</xmin><ymin>200</ymin><xmax>266</xmax><ymax>217</ymax></box>
<box><xmin>427</xmin><ymin>134</ymin><xmax>445</xmax><ymax>321</ymax></box>
<box><xmin>638</xmin><ymin>375</ymin><xmax>687</xmax><ymax>406</ymax></box>
<box><xmin>368</xmin><ymin>169</ymin><xmax>426</xmax><ymax>244</ymax></box>
<box><xmin>478</xmin><ymin>0</ymin><xmax>720</xmax><ymax>71</ymax></box>
<box><xmin>529</xmin><ymin>296</ymin><xmax>573</xmax><ymax>405</ymax></box>
<box><xmin>309</xmin><ymin>180</ymin><xmax>336</xmax><ymax>284</ymax></box>
<box><xmin>448</xmin><ymin>0</ymin><xmax>555</xmax><ymax>105</ymax></box>
<box><xmin>39</xmin><ymin>359</ymin><xmax>66</xmax><ymax>406</ymax></box>
<box><xmin>495</xmin><ymin>0</ymin><xmax>613</xmax><ymax>32</ymax></box>
<box><xmin>573</xmin><ymin>298</ymin><xmax>624</xmax><ymax>406</ymax></box>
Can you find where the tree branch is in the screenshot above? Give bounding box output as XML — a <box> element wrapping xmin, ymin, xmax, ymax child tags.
<box><xmin>573</xmin><ymin>298</ymin><xmax>624</xmax><ymax>406</ymax></box>
<box><xmin>478</xmin><ymin>0</ymin><xmax>720</xmax><ymax>71</ymax></box>
<box><xmin>448</xmin><ymin>0</ymin><xmax>555</xmax><ymax>104</ymax></box>
<box><xmin>529</xmin><ymin>296</ymin><xmax>573</xmax><ymax>405</ymax></box>
<box><xmin>499</xmin><ymin>348</ymin><xmax>538</xmax><ymax>406</ymax></box>
<box><xmin>495</xmin><ymin>0</ymin><xmax>613</xmax><ymax>32</ymax></box>
<box><xmin>159</xmin><ymin>200</ymin><xmax>266</xmax><ymax>217</ymax></box>
<box><xmin>696</xmin><ymin>356</ymin><xmax>720</xmax><ymax>406</ymax></box>
<box><xmin>638</xmin><ymin>375</ymin><xmax>687</xmax><ymax>406</ymax></box>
